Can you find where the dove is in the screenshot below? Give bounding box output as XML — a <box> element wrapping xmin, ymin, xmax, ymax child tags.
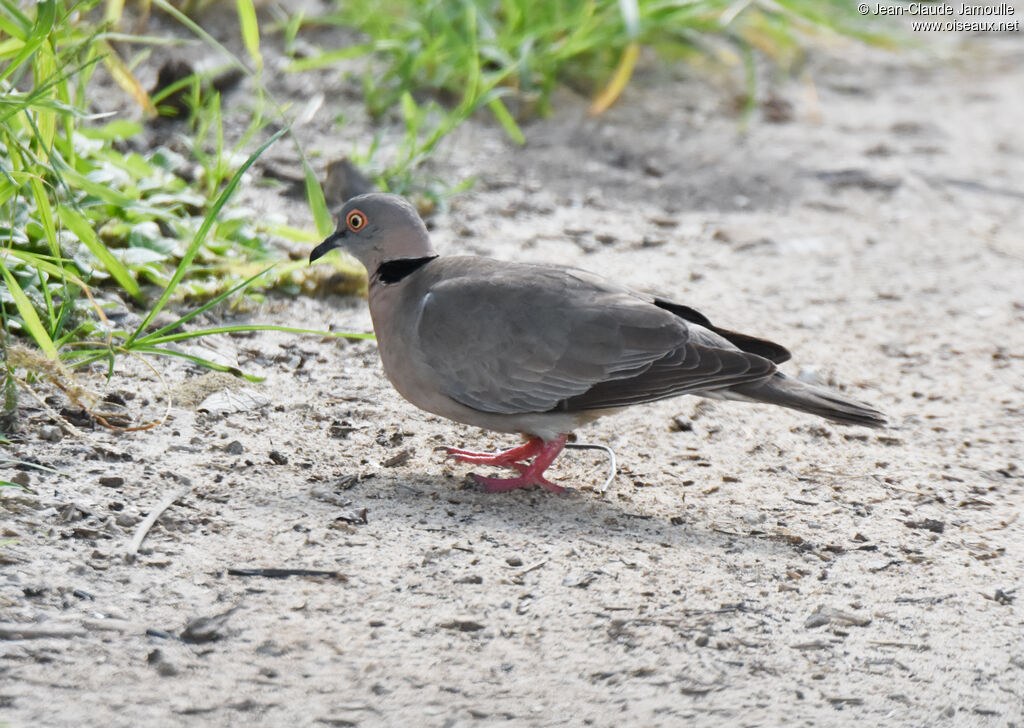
<box><xmin>310</xmin><ymin>193</ymin><xmax>886</xmax><ymax>493</ymax></box>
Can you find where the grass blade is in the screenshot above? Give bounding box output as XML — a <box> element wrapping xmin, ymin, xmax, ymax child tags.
<box><xmin>29</xmin><ymin>177</ymin><xmax>58</xmax><ymax>259</ymax></box>
<box><xmin>126</xmin><ymin>345</ymin><xmax>265</xmax><ymax>381</ymax></box>
<box><xmin>0</xmin><ymin>0</ymin><xmax>55</xmax><ymax>85</ymax></box>
<box><xmin>486</xmin><ymin>97</ymin><xmax>525</xmax><ymax>145</ymax></box>
<box><xmin>150</xmin><ymin>0</ymin><xmax>247</xmax><ymax>75</ymax></box>
<box><xmin>105</xmin><ymin>0</ymin><xmax>125</xmax><ymax>25</ymax></box>
<box><xmin>51</xmin><ymin>164</ymin><xmax>136</xmax><ymax>207</ymax></box>
<box><xmin>303</xmin><ymin>157</ymin><xmax>333</xmax><ymax>236</ymax></box>
<box><xmin>134</xmin><ymin>264</ymin><xmax>277</xmax><ymax>344</ymax></box>
<box><xmin>3</xmin><ymin>249</ymin><xmax>75</xmax><ymax>282</ymax></box>
<box><xmin>141</xmin><ymin>325</ymin><xmax>374</xmax><ymax>346</ymax></box>
<box><xmin>0</xmin><ymin>0</ymin><xmax>31</xmax><ymax>37</ymax></box>
<box><xmin>57</xmin><ymin>204</ymin><xmax>143</xmax><ymax>301</ymax></box>
<box><xmin>286</xmin><ymin>43</ymin><xmax>375</xmax><ymax>72</ymax></box>
<box><xmin>127</xmin><ymin>126</ymin><xmax>288</xmax><ymax>346</ymax></box>
<box><xmin>98</xmin><ymin>39</ymin><xmax>158</xmax><ymax>117</ymax></box>
<box><xmin>0</xmin><ymin>257</ymin><xmax>58</xmax><ymax>359</ymax></box>
<box><xmin>236</xmin><ymin>0</ymin><xmax>263</xmax><ymax>71</ymax></box>
<box><xmin>590</xmin><ymin>42</ymin><xmax>640</xmax><ymax>115</ymax></box>
<box><xmin>0</xmin><ymin>457</ymin><xmax>70</xmax><ymax>477</ymax></box>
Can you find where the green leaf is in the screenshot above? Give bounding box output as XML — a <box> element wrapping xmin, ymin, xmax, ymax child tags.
<box><xmin>236</xmin><ymin>0</ymin><xmax>263</xmax><ymax>71</ymax></box>
<box><xmin>29</xmin><ymin>177</ymin><xmax>58</xmax><ymax>258</ymax></box>
<box><xmin>0</xmin><ymin>257</ymin><xmax>58</xmax><ymax>359</ymax></box>
<box><xmin>77</xmin><ymin>119</ymin><xmax>143</xmax><ymax>141</ymax></box>
<box><xmin>0</xmin><ymin>0</ymin><xmax>55</xmax><ymax>85</ymax></box>
<box><xmin>143</xmin><ymin>324</ymin><xmax>374</xmax><ymax>346</ymax></box>
<box><xmin>303</xmin><ymin>158</ymin><xmax>333</xmax><ymax>237</ymax></box>
<box><xmin>286</xmin><ymin>43</ymin><xmax>375</xmax><ymax>72</ymax></box>
<box><xmin>486</xmin><ymin>97</ymin><xmax>524</xmax><ymax>145</ymax></box>
<box><xmin>57</xmin><ymin>205</ymin><xmax>143</xmax><ymax>301</ymax></box>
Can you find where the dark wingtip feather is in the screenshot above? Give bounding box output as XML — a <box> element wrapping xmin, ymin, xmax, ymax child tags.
<box><xmin>653</xmin><ymin>298</ymin><xmax>792</xmax><ymax>364</ymax></box>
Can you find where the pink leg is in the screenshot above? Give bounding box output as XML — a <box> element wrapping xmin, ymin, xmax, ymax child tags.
<box><xmin>445</xmin><ymin>437</ymin><xmax>546</xmax><ymax>469</ymax></box>
<box><xmin>469</xmin><ymin>435</ymin><xmax>569</xmax><ymax>493</ymax></box>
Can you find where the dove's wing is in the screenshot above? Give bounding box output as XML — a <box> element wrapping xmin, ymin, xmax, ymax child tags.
<box><xmin>409</xmin><ymin>258</ymin><xmax>777</xmax><ymax>415</ymax></box>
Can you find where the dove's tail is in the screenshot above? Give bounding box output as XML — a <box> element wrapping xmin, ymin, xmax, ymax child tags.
<box><xmin>722</xmin><ymin>373</ymin><xmax>887</xmax><ymax>428</ymax></box>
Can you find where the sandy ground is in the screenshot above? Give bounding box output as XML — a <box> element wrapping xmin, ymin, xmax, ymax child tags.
<box><xmin>3</xmin><ymin>17</ymin><xmax>1024</xmax><ymax>728</ymax></box>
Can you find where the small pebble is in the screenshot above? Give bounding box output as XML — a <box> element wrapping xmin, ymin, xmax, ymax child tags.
<box><xmin>115</xmin><ymin>513</ymin><xmax>140</xmax><ymax>528</ymax></box>
<box><xmin>39</xmin><ymin>426</ymin><xmax>62</xmax><ymax>442</ymax></box>
<box><xmin>669</xmin><ymin>416</ymin><xmax>693</xmax><ymax>432</ymax></box>
<box><xmin>146</xmin><ymin>648</ymin><xmax>180</xmax><ymax>677</ymax></box>
<box><xmin>382</xmin><ymin>448</ymin><xmax>413</xmax><ymax>468</ymax></box>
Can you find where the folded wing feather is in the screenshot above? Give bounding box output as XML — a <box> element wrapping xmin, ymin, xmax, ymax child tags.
<box><xmin>412</xmin><ymin>259</ymin><xmax>778</xmax><ymax>416</ymax></box>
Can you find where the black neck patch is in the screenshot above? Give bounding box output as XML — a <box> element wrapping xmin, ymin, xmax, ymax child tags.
<box><xmin>376</xmin><ymin>256</ymin><xmax>437</xmax><ymax>284</ymax></box>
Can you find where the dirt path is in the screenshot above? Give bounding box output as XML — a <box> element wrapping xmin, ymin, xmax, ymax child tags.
<box><xmin>3</xmin><ymin>26</ymin><xmax>1023</xmax><ymax>728</ymax></box>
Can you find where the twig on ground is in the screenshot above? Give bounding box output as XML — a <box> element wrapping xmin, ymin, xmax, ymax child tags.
<box><xmin>125</xmin><ymin>486</ymin><xmax>190</xmax><ymax>563</ymax></box>
<box><xmin>11</xmin><ymin>373</ymin><xmax>85</xmax><ymax>437</ymax></box>
<box><xmin>0</xmin><ymin>623</ymin><xmax>87</xmax><ymax>640</ymax></box>
<box><xmin>227</xmin><ymin>568</ymin><xmax>346</xmax><ymax>580</ymax></box>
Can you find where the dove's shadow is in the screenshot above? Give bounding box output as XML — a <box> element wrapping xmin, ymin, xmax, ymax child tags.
<box><xmin>360</xmin><ymin>471</ymin><xmax>797</xmax><ymax>558</ymax></box>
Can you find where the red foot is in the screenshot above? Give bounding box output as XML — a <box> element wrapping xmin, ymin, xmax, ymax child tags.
<box><xmin>445</xmin><ymin>438</ymin><xmax>545</xmax><ymax>469</ymax></box>
<box><xmin>455</xmin><ymin>435</ymin><xmax>569</xmax><ymax>493</ymax></box>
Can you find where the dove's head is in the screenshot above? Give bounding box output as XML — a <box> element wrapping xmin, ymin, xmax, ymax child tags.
<box><xmin>309</xmin><ymin>193</ymin><xmax>436</xmax><ymax>274</ymax></box>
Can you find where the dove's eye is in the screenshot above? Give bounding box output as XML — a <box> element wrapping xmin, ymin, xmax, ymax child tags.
<box><xmin>346</xmin><ymin>210</ymin><xmax>367</xmax><ymax>232</ymax></box>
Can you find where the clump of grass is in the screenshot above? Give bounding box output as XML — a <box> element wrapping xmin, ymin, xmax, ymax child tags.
<box><xmin>3</xmin><ymin>125</ymin><xmax>372</xmax><ymax>433</ymax></box>
<box><xmin>0</xmin><ymin>0</ymin><xmax>366</xmax><ymax>434</ymax></box>
<box><xmin>1</xmin><ymin>1</ymin><xmax>328</xmax><ymax>322</ymax></box>
<box><xmin>1</xmin><ymin>9</ymin><xmax>347</xmax><ymax>334</ymax></box>
<box><xmin>345</xmin><ymin>90</ymin><xmax>480</xmax><ymax>201</ymax></box>
<box><xmin>293</xmin><ymin>0</ymin><xmax>885</xmax><ymax>188</ymax></box>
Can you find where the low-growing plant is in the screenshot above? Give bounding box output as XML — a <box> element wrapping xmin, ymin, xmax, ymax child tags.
<box><xmin>294</xmin><ymin>0</ymin><xmax>888</xmax><ymax>166</ymax></box>
<box><xmin>0</xmin><ymin>0</ymin><xmax>361</xmax><ymax>434</ymax></box>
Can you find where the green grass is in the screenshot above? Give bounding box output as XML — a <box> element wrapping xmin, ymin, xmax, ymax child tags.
<box><xmin>0</xmin><ymin>0</ymin><xmax>358</xmax><ymax>433</ymax></box>
<box><xmin>2</xmin><ymin>1</ymin><xmax>282</xmax><ymax>338</ymax></box>
<box><xmin>291</xmin><ymin>0</ymin><xmax>887</xmax><ymax>190</ymax></box>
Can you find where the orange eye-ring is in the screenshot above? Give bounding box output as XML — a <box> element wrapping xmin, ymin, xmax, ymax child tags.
<box><xmin>346</xmin><ymin>209</ymin><xmax>367</xmax><ymax>232</ymax></box>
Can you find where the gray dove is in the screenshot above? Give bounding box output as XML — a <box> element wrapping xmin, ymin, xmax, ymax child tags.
<box><xmin>310</xmin><ymin>193</ymin><xmax>885</xmax><ymax>493</ymax></box>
